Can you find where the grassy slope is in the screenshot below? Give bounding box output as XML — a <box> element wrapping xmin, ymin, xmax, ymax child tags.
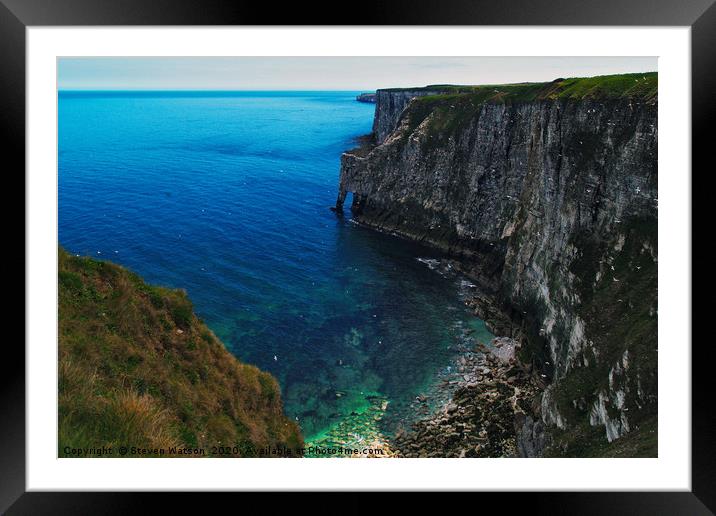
<box><xmin>383</xmin><ymin>72</ymin><xmax>657</xmax><ymax>100</ymax></box>
<box><xmin>58</xmin><ymin>248</ymin><xmax>303</xmax><ymax>457</ymax></box>
<box><xmin>400</xmin><ymin>72</ymin><xmax>657</xmax><ymax>137</ymax></box>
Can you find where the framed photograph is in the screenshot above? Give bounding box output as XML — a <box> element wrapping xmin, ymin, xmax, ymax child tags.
<box><xmin>5</xmin><ymin>0</ymin><xmax>712</xmax><ymax>511</ymax></box>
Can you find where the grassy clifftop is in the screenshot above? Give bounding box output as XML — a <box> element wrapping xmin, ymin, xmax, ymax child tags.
<box><xmin>395</xmin><ymin>72</ymin><xmax>657</xmax><ymax>142</ymax></box>
<box><xmin>384</xmin><ymin>72</ymin><xmax>657</xmax><ymax>101</ymax></box>
<box><xmin>58</xmin><ymin>248</ymin><xmax>303</xmax><ymax>457</ymax></box>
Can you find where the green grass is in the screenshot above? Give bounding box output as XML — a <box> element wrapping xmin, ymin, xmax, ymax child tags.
<box><xmin>58</xmin><ymin>247</ymin><xmax>303</xmax><ymax>457</ymax></box>
<box><xmin>547</xmin><ymin>72</ymin><xmax>657</xmax><ymax>100</ymax></box>
<box><xmin>545</xmin><ymin>415</ymin><xmax>657</xmax><ymax>458</ymax></box>
<box><xmin>396</xmin><ymin>72</ymin><xmax>657</xmax><ymax>145</ymax></box>
<box><xmin>380</xmin><ymin>84</ymin><xmax>484</xmax><ymax>93</ymax></box>
<box><xmin>382</xmin><ymin>72</ymin><xmax>657</xmax><ymax>101</ymax></box>
<box><xmin>363</xmin><ymin>73</ymin><xmax>657</xmax><ymax>158</ymax></box>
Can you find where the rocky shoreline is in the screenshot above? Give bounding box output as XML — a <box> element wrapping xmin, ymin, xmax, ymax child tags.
<box><xmin>332</xmin><ymin>222</ymin><xmax>548</xmax><ymax>458</ymax></box>
<box><xmin>392</xmin><ymin>335</ymin><xmax>542</xmax><ymax>458</ymax></box>
<box><xmin>389</xmin><ymin>254</ymin><xmax>546</xmax><ymax>458</ymax></box>
<box><xmin>302</xmin><ymin>245</ymin><xmax>546</xmax><ymax>458</ymax></box>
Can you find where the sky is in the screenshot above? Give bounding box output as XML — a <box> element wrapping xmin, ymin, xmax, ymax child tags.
<box><xmin>58</xmin><ymin>56</ymin><xmax>657</xmax><ymax>91</ymax></box>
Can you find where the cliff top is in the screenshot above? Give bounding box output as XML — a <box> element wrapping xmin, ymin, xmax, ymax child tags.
<box><xmin>390</xmin><ymin>72</ymin><xmax>657</xmax><ymax>141</ymax></box>
<box><xmin>380</xmin><ymin>72</ymin><xmax>657</xmax><ymax>102</ymax></box>
<box><xmin>58</xmin><ymin>247</ymin><xmax>303</xmax><ymax>457</ymax></box>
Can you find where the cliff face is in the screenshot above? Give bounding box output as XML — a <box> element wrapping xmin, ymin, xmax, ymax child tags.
<box><xmin>372</xmin><ymin>89</ymin><xmax>450</xmax><ymax>143</ymax></box>
<box><xmin>58</xmin><ymin>248</ymin><xmax>303</xmax><ymax>457</ymax></box>
<box><xmin>371</xmin><ymin>86</ymin><xmax>511</xmax><ymax>144</ymax></box>
<box><xmin>337</xmin><ymin>74</ymin><xmax>658</xmax><ymax>456</ymax></box>
<box><xmin>356</xmin><ymin>92</ymin><xmax>377</xmax><ymax>103</ymax></box>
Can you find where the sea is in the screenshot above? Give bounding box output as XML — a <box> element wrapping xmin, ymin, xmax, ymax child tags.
<box><xmin>58</xmin><ymin>90</ymin><xmax>493</xmax><ymax>448</ymax></box>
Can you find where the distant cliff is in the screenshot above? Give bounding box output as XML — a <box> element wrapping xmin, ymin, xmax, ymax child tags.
<box><xmin>58</xmin><ymin>248</ymin><xmax>303</xmax><ymax>457</ymax></box>
<box><xmin>337</xmin><ymin>73</ymin><xmax>658</xmax><ymax>456</ymax></box>
<box><xmin>356</xmin><ymin>92</ymin><xmax>377</xmax><ymax>103</ymax></box>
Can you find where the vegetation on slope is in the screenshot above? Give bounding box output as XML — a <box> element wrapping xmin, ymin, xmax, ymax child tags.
<box><xmin>384</xmin><ymin>72</ymin><xmax>657</xmax><ymax>101</ymax></box>
<box><xmin>58</xmin><ymin>247</ymin><xmax>303</xmax><ymax>457</ymax></box>
<box><xmin>400</xmin><ymin>72</ymin><xmax>657</xmax><ymax>138</ymax></box>
<box><xmin>547</xmin><ymin>215</ymin><xmax>658</xmax><ymax>457</ymax></box>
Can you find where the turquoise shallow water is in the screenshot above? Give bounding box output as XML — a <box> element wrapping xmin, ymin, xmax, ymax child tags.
<box><xmin>58</xmin><ymin>90</ymin><xmax>492</xmax><ymax>441</ymax></box>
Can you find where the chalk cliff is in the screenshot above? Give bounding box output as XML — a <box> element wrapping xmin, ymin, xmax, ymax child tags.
<box><xmin>337</xmin><ymin>74</ymin><xmax>658</xmax><ymax>456</ymax></box>
<box><xmin>371</xmin><ymin>86</ymin><xmax>477</xmax><ymax>143</ymax></box>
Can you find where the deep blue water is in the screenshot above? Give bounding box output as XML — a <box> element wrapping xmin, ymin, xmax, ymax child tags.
<box><xmin>58</xmin><ymin>90</ymin><xmax>492</xmax><ymax>441</ymax></box>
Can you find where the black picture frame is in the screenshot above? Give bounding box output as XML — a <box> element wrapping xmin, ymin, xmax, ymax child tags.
<box><xmin>3</xmin><ymin>0</ymin><xmax>712</xmax><ymax>512</ymax></box>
